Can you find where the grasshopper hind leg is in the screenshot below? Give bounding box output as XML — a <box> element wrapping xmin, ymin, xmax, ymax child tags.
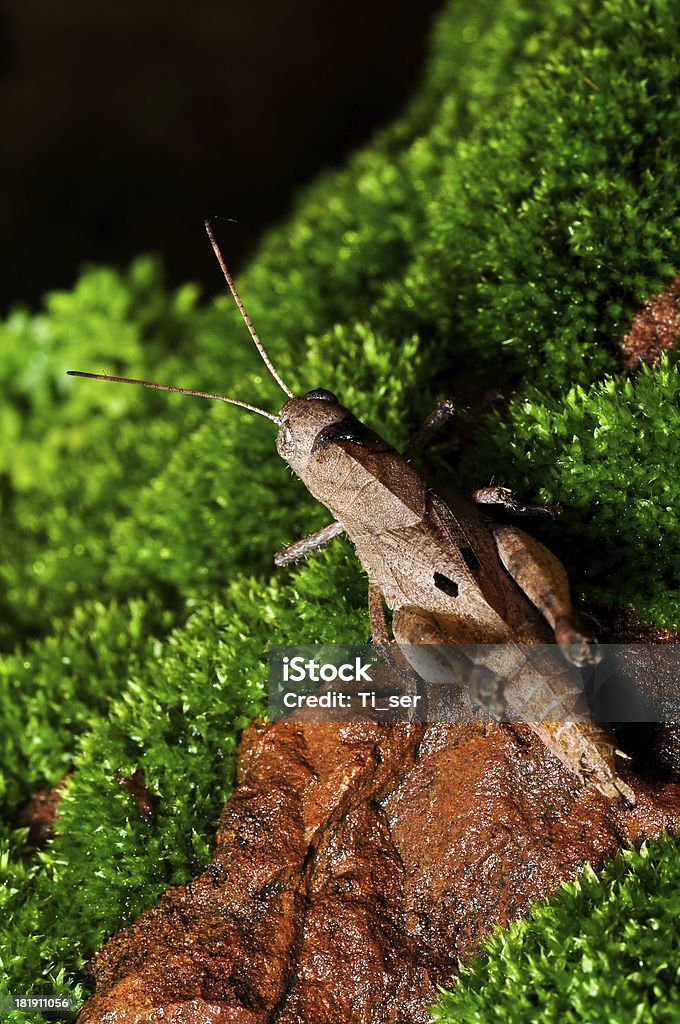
<box><xmin>391</xmin><ymin>606</ymin><xmax>506</xmax><ymax>720</ymax></box>
<box><xmin>492</xmin><ymin>525</ymin><xmax>600</xmax><ymax>667</ymax></box>
<box><xmin>535</xmin><ymin>721</ymin><xmax>636</xmax><ymax>808</ymax></box>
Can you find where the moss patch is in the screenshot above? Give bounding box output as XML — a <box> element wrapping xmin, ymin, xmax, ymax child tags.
<box><xmin>432</xmin><ymin>835</ymin><xmax>680</xmax><ymax>1023</ymax></box>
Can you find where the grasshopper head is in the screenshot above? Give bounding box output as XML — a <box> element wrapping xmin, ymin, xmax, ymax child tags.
<box><xmin>277</xmin><ymin>389</ymin><xmax>349</xmax><ymax>477</ymax></box>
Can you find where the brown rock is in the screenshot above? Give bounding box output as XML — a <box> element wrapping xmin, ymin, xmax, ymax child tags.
<box><xmin>16</xmin><ymin>776</ymin><xmax>69</xmax><ymax>847</ymax></box>
<box><xmin>619</xmin><ymin>272</ymin><xmax>680</xmax><ymax>370</ymax></box>
<box><xmin>79</xmin><ymin>714</ymin><xmax>680</xmax><ymax>1024</ymax></box>
<box><xmin>114</xmin><ymin>768</ymin><xmax>156</xmax><ymax>824</ymax></box>
<box><xmin>593</xmin><ymin>603</ymin><xmax>680</xmax><ymax>646</ymax></box>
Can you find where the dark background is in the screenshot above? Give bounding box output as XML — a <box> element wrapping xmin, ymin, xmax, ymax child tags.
<box><xmin>0</xmin><ymin>0</ymin><xmax>442</xmax><ymax>314</ymax></box>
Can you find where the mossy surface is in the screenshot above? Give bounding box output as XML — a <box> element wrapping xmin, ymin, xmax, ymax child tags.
<box><xmin>1</xmin><ymin>0</ymin><xmax>679</xmax><ymax>1019</ymax></box>
<box><xmin>432</xmin><ymin>834</ymin><xmax>680</xmax><ymax>1024</ymax></box>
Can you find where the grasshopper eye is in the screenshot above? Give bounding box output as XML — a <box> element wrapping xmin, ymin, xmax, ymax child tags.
<box><xmin>305</xmin><ymin>388</ymin><xmax>337</xmax><ymax>402</ymax></box>
<box><xmin>277</xmin><ymin>420</ymin><xmax>297</xmax><ymax>461</ymax></box>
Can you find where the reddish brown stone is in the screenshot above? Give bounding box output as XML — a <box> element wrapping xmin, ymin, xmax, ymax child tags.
<box><xmin>114</xmin><ymin>768</ymin><xmax>155</xmax><ymax>824</ymax></box>
<box><xmin>16</xmin><ymin>777</ymin><xmax>68</xmax><ymax>847</ymax></box>
<box><xmin>79</xmin><ymin>710</ymin><xmax>680</xmax><ymax>1024</ymax></box>
<box><xmin>619</xmin><ymin>272</ymin><xmax>680</xmax><ymax>370</ymax></box>
<box><xmin>594</xmin><ymin>603</ymin><xmax>680</xmax><ymax>645</ymax></box>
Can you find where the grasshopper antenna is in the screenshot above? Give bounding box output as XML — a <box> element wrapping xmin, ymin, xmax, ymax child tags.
<box><xmin>65</xmin><ymin>371</ymin><xmax>281</xmax><ymax>424</ymax></box>
<box><xmin>204</xmin><ymin>217</ymin><xmax>295</xmax><ymax>399</ymax></box>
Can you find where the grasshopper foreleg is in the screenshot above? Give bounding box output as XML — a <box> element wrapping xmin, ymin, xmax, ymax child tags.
<box><xmin>472</xmin><ymin>486</ymin><xmax>561</xmax><ymax>519</ymax></box>
<box><xmin>403</xmin><ymin>399</ymin><xmax>459</xmax><ymax>462</ymax></box>
<box><xmin>274</xmin><ymin>520</ymin><xmax>346</xmax><ymax>566</ymax></box>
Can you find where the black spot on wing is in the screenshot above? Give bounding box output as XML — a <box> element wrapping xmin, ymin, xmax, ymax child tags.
<box><xmin>460</xmin><ymin>546</ymin><xmax>480</xmax><ymax>572</ymax></box>
<box><xmin>434</xmin><ymin>571</ymin><xmax>459</xmax><ymax>598</ymax></box>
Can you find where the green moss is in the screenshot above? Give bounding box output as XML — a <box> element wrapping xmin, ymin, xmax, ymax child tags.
<box><xmin>0</xmin><ymin>597</ymin><xmax>173</xmax><ymax>813</ymax></box>
<box><xmin>0</xmin><ymin>549</ymin><xmax>364</xmax><ymax>1020</ymax></box>
<box><xmin>2</xmin><ymin>0</ymin><xmax>679</xmax><ymax>1019</ymax></box>
<box><xmin>432</xmin><ymin>835</ymin><xmax>680</xmax><ymax>1023</ymax></box>
<box><xmin>457</xmin><ymin>356</ymin><xmax>680</xmax><ymax>628</ymax></box>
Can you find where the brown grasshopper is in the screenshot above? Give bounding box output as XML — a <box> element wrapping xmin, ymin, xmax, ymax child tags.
<box><xmin>68</xmin><ymin>220</ymin><xmax>635</xmax><ymax>806</ymax></box>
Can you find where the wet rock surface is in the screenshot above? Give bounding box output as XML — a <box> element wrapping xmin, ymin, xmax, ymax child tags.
<box><xmin>79</xmin><ymin>713</ymin><xmax>680</xmax><ymax>1024</ymax></box>
<box><xmin>588</xmin><ymin>606</ymin><xmax>680</xmax><ymax>782</ymax></box>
